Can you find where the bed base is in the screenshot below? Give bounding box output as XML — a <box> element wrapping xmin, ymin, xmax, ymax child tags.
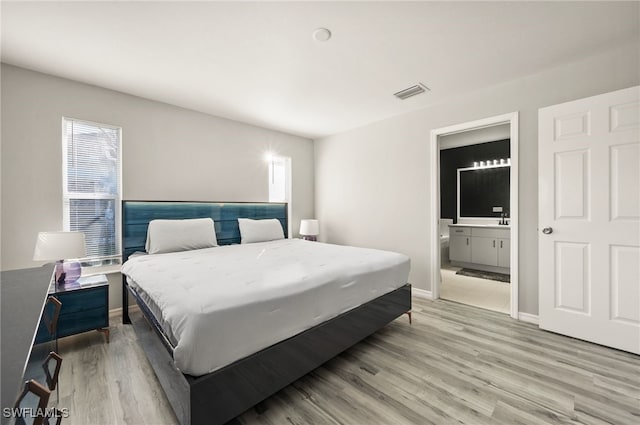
<box><xmin>124</xmin><ymin>281</ymin><xmax>411</xmax><ymax>425</ymax></box>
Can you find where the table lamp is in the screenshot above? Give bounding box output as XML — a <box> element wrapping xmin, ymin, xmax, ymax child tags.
<box><xmin>33</xmin><ymin>231</ymin><xmax>86</xmax><ymax>286</ymax></box>
<box><xmin>300</xmin><ymin>219</ymin><xmax>319</xmax><ymax>241</ymax></box>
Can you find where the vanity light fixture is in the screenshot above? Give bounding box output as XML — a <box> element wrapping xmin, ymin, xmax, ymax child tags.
<box><xmin>471</xmin><ymin>158</ymin><xmax>512</xmax><ymax>169</ymax></box>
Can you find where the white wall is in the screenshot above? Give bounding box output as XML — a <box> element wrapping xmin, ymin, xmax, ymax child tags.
<box><xmin>1</xmin><ymin>64</ymin><xmax>314</xmax><ymax>309</ymax></box>
<box><xmin>314</xmin><ymin>42</ymin><xmax>640</xmax><ymax>315</ymax></box>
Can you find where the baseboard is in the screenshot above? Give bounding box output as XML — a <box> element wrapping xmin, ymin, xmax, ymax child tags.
<box><xmin>518</xmin><ymin>312</ymin><xmax>539</xmax><ymax>325</ymax></box>
<box><xmin>412</xmin><ymin>287</ymin><xmax>433</xmax><ymax>300</ymax></box>
<box><xmin>109</xmin><ymin>304</ymin><xmax>139</xmax><ymax>318</ymax></box>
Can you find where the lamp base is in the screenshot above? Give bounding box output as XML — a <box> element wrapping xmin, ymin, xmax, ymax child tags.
<box><xmin>55</xmin><ymin>260</ymin><xmax>82</xmax><ymax>287</ymax></box>
<box><xmin>301</xmin><ymin>235</ymin><xmax>317</xmax><ymax>241</ymax></box>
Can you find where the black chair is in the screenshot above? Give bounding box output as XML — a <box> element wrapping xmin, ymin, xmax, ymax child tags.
<box><xmin>42</xmin><ymin>352</ymin><xmax>62</xmax><ymax>391</ymax></box>
<box><xmin>42</xmin><ymin>296</ymin><xmax>63</xmax><ymax>401</ymax></box>
<box><xmin>43</xmin><ymin>296</ymin><xmax>62</xmax><ymax>341</ymax></box>
<box><xmin>13</xmin><ymin>379</ymin><xmax>51</xmax><ymax>425</ymax></box>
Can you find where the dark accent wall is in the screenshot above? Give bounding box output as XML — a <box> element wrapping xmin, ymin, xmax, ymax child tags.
<box><xmin>440</xmin><ymin>139</ymin><xmax>510</xmax><ymax>222</ymax></box>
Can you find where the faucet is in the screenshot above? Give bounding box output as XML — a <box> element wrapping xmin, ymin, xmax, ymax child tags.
<box><xmin>499</xmin><ymin>212</ymin><xmax>508</xmax><ymax>225</ymax></box>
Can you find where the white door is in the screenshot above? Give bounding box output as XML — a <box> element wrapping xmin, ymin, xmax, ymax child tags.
<box><xmin>539</xmin><ymin>86</ymin><xmax>640</xmax><ymax>354</ymax></box>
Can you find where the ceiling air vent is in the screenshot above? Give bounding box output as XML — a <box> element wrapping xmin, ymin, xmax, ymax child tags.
<box><xmin>394</xmin><ymin>83</ymin><xmax>430</xmax><ymax>100</ymax></box>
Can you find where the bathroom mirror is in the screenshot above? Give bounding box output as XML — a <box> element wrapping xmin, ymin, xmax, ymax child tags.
<box><xmin>457</xmin><ymin>165</ymin><xmax>510</xmax><ymax>219</ymax></box>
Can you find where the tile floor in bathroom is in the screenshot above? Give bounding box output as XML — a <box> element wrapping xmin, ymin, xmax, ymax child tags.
<box><xmin>440</xmin><ymin>264</ymin><xmax>510</xmax><ymax>314</ymax></box>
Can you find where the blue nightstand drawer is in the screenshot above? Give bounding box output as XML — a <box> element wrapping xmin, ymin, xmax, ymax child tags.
<box><xmin>57</xmin><ymin>307</ymin><xmax>108</xmax><ymax>338</ymax></box>
<box><xmin>35</xmin><ymin>275</ymin><xmax>109</xmax><ymax>343</ymax></box>
<box><xmin>56</xmin><ymin>286</ymin><xmax>107</xmax><ymax>313</ymax></box>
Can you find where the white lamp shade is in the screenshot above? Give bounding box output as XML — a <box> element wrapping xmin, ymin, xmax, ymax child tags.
<box><xmin>300</xmin><ymin>219</ymin><xmax>319</xmax><ymax>236</ymax></box>
<box><xmin>33</xmin><ymin>231</ymin><xmax>86</xmax><ymax>261</ymax></box>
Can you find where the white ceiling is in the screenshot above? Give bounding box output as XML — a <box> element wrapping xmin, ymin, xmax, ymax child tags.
<box><xmin>2</xmin><ymin>2</ymin><xmax>638</xmax><ymax>139</ymax></box>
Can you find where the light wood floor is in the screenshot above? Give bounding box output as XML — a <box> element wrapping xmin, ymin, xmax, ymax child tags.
<box><xmin>53</xmin><ymin>298</ymin><xmax>640</xmax><ymax>425</ymax></box>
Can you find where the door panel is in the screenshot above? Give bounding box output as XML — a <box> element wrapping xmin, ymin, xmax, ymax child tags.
<box><xmin>610</xmin><ymin>143</ymin><xmax>640</xmax><ymax>220</ymax></box>
<box><xmin>539</xmin><ymin>85</ymin><xmax>640</xmax><ymax>354</ymax></box>
<box><xmin>554</xmin><ymin>241</ymin><xmax>590</xmax><ymax>314</ymax></box>
<box><xmin>610</xmin><ymin>245</ymin><xmax>640</xmax><ymax>325</ymax></box>
<box><xmin>554</xmin><ymin>111</ymin><xmax>590</xmax><ymax>140</ymax></box>
<box><xmin>554</xmin><ymin>150</ymin><xmax>590</xmax><ymax>220</ymax></box>
<box><xmin>610</xmin><ymin>100</ymin><xmax>640</xmax><ymax>132</ymax></box>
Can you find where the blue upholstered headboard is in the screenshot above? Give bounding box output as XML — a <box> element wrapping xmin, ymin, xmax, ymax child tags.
<box><xmin>121</xmin><ymin>201</ymin><xmax>288</xmax><ymax>262</ymax></box>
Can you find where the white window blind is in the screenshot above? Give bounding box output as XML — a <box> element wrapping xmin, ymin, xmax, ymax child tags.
<box><xmin>63</xmin><ymin>118</ymin><xmax>121</xmax><ymax>266</ymax></box>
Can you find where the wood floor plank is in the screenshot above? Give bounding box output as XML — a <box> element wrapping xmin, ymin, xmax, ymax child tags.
<box><xmin>367</xmin><ymin>328</ymin><xmax>579</xmax><ymax>418</ymax></box>
<box><xmin>51</xmin><ymin>297</ymin><xmax>640</xmax><ymax>425</ymax></box>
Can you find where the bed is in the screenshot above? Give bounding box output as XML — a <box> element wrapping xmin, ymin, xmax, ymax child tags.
<box><xmin>121</xmin><ymin>201</ymin><xmax>411</xmax><ymax>425</ymax></box>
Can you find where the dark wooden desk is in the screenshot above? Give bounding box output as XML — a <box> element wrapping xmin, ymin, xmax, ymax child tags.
<box><xmin>1</xmin><ymin>266</ymin><xmax>54</xmax><ymax>424</ymax></box>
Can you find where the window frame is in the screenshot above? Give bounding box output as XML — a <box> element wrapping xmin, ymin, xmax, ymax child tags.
<box><xmin>61</xmin><ymin>117</ymin><xmax>123</xmax><ymax>266</ymax></box>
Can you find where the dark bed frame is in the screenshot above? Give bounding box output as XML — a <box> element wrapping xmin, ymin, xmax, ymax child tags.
<box><xmin>121</xmin><ymin>201</ymin><xmax>412</xmax><ymax>425</ymax></box>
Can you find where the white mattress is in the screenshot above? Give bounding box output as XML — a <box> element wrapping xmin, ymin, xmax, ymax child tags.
<box><xmin>121</xmin><ymin>239</ymin><xmax>410</xmax><ymax>376</ymax></box>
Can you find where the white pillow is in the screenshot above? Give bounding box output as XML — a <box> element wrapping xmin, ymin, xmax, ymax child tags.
<box><xmin>238</xmin><ymin>218</ymin><xmax>285</xmax><ymax>244</ymax></box>
<box><xmin>145</xmin><ymin>218</ymin><xmax>218</xmax><ymax>254</ymax></box>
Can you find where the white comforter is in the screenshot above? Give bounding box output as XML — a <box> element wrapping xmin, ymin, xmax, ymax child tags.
<box><xmin>121</xmin><ymin>239</ymin><xmax>410</xmax><ymax>376</ymax></box>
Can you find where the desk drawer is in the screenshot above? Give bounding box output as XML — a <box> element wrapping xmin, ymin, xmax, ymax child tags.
<box><xmin>57</xmin><ymin>287</ymin><xmax>107</xmax><ymax>314</ymax></box>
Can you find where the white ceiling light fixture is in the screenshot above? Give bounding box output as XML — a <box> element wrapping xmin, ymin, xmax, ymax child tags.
<box><xmin>394</xmin><ymin>83</ymin><xmax>430</xmax><ymax>100</ymax></box>
<box><xmin>312</xmin><ymin>28</ymin><xmax>332</xmax><ymax>42</ymax></box>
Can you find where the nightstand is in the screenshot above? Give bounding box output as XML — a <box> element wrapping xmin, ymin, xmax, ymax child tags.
<box><xmin>35</xmin><ymin>274</ymin><xmax>110</xmax><ymax>343</ymax></box>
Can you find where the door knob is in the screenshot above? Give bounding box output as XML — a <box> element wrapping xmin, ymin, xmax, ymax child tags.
<box><xmin>542</xmin><ymin>227</ymin><xmax>553</xmax><ymax>234</ymax></box>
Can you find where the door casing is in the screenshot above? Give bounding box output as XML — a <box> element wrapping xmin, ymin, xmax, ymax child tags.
<box><xmin>429</xmin><ymin>112</ymin><xmax>520</xmax><ymax>319</ymax></box>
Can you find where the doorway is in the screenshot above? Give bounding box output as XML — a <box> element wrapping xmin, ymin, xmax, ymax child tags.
<box><xmin>430</xmin><ymin>112</ymin><xmax>520</xmax><ymax>319</ymax></box>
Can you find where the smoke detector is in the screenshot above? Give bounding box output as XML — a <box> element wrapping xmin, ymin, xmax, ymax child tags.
<box><xmin>312</xmin><ymin>28</ymin><xmax>332</xmax><ymax>42</ymax></box>
<box><xmin>394</xmin><ymin>83</ymin><xmax>430</xmax><ymax>100</ymax></box>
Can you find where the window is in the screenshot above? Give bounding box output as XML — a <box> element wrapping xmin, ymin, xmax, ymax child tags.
<box><xmin>268</xmin><ymin>155</ymin><xmax>292</xmax><ymax>236</ymax></box>
<box><xmin>62</xmin><ymin>118</ymin><xmax>121</xmax><ymax>266</ymax></box>
<box><xmin>268</xmin><ymin>156</ymin><xmax>288</xmax><ymax>202</ymax></box>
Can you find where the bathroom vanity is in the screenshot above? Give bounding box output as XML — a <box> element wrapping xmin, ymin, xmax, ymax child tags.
<box><xmin>449</xmin><ymin>224</ymin><xmax>510</xmax><ymax>274</ymax></box>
